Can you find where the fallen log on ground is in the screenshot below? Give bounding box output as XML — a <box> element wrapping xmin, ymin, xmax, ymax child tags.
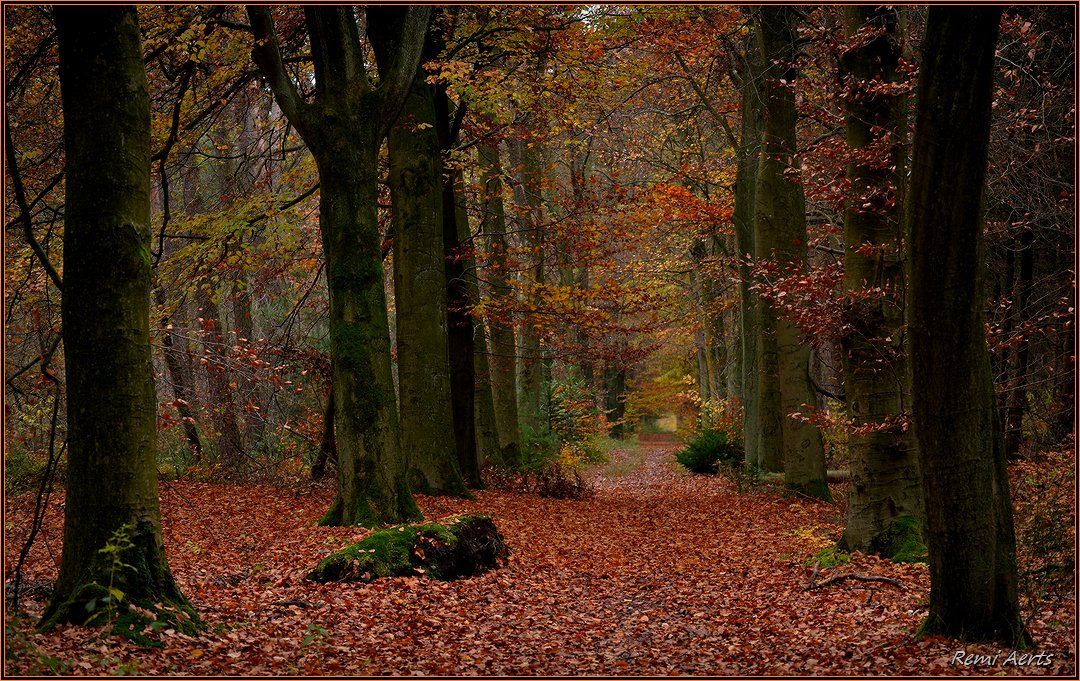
<box><xmin>307</xmin><ymin>514</ymin><xmax>508</xmax><ymax>583</ymax></box>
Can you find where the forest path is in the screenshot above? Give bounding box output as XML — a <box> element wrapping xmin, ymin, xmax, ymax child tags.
<box><xmin>10</xmin><ymin>442</ymin><xmax>1053</xmax><ymax>675</ymax></box>
<box><xmin>395</xmin><ymin>439</ymin><xmax>926</xmax><ymax>675</ymax></box>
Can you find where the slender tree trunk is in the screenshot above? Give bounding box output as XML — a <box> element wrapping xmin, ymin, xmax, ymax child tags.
<box><xmin>198</xmin><ymin>292</ymin><xmax>245</xmax><ymax>474</ymax></box>
<box><xmin>388</xmin><ymin>56</ymin><xmax>468</xmax><ymax>498</ymax></box>
<box><xmin>754</xmin><ymin>6</ymin><xmax>829</xmax><ymax>496</ymax></box>
<box><xmin>478</xmin><ymin>141</ymin><xmax>524</xmax><ymax>466</ymax></box>
<box><xmin>1003</xmin><ymin>227</ymin><xmax>1034</xmax><ymax>458</ymax></box>
<box><xmin>734</xmin><ymin>23</ymin><xmax>763</xmax><ymax>468</ymax></box>
<box><xmin>42</xmin><ymin>5</ymin><xmax>197</xmax><ymax>631</ymax></box>
<box><xmin>906</xmin><ymin>6</ymin><xmax>1030</xmax><ymax>647</ymax></box>
<box><xmin>603</xmin><ymin>363</ymin><xmax>628</xmax><ymax>439</ymax></box>
<box><xmin>434</xmin><ymin>86</ymin><xmax>482</xmax><ymax>488</ymax></box>
<box><xmin>442</xmin><ymin>164</ymin><xmax>495</xmax><ymax>482</ymax></box>
<box><xmin>509</xmin><ymin>136</ymin><xmax>548</xmax><ymax>432</ymax></box>
<box><xmin>839</xmin><ymin>5</ymin><xmax>923</xmax><ymax>558</ymax></box>
<box><xmin>156</xmin><ymin>290</ymin><xmax>203</xmax><ymax>460</ymax></box>
<box><xmin>472</xmin><ymin>318</ymin><xmax>502</xmax><ymax>471</ymax></box>
<box><xmin>311</xmin><ymin>389</ymin><xmax>336</xmax><ymax>480</ymax></box>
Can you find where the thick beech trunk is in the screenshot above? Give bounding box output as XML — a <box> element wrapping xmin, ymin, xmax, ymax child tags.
<box><xmin>249</xmin><ymin>6</ymin><xmax>430</xmax><ymax>526</ymax></box>
<box><xmin>388</xmin><ymin>58</ymin><xmax>468</xmax><ymax>498</ymax></box>
<box><xmin>753</xmin><ymin>6</ymin><xmax>829</xmax><ymax>497</ymax></box>
<box><xmin>43</xmin><ymin>6</ymin><xmax>197</xmax><ymax>632</ymax></box>
<box><xmin>906</xmin><ymin>6</ymin><xmax>1030</xmax><ymax>646</ymax></box>
<box><xmin>839</xmin><ymin>5</ymin><xmax>924</xmax><ymax>558</ymax></box>
<box><xmin>317</xmin><ymin>140</ymin><xmax>420</xmax><ymax>526</ymax></box>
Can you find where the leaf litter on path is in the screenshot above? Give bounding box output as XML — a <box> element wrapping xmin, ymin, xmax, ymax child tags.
<box><xmin>4</xmin><ymin>444</ymin><xmax>1075</xmax><ymax>675</ymax></box>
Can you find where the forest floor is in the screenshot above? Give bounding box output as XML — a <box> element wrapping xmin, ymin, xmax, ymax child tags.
<box><xmin>5</xmin><ymin>438</ymin><xmax>1075</xmax><ymax>676</ymax></box>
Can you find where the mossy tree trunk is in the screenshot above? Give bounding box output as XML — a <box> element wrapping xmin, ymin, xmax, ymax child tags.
<box><xmin>42</xmin><ymin>6</ymin><xmax>197</xmax><ymax>632</ymax></box>
<box><xmin>386</xmin><ymin>38</ymin><xmax>468</xmax><ymax>498</ymax></box>
<box><xmin>478</xmin><ymin>140</ymin><xmax>524</xmax><ymax>467</ymax></box>
<box><xmin>249</xmin><ymin>6</ymin><xmax>430</xmax><ymax>527</ymax></box>
<box><xmin>906</xmin><ymin>6</ymin><xmax>1030</xmax><ymax>647</ymax></box>
<box><xmin>839</xmin><ymin>5</ymin><xmax>924</xmax><ymax>557</ymax></box>
<box><xmin>753</xmin><ymin>6</ymin><xmax>829</xmax><ymax>497</ymax></box>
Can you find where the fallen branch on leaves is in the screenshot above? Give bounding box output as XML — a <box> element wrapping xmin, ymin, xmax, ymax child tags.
<box><xmin>270</xmin><ymin>599</ymin><xmax>314</xmax><ymax>608</ymax></box>
<box><xmin>804</xmin><ymin>563</ymin><xmax>904</xmax><ymax>592</ymax></box>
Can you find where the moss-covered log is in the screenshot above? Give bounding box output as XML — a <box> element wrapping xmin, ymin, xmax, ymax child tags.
<box><xmin>308</xmin><ymin>515</ymin><xmax>508</xmax><ymax>583</ymax></box>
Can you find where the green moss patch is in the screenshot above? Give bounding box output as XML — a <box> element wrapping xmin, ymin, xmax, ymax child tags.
<box><xmin>307</xmin><ymin>514</ymin><xmax>508</xmax><ymax>583</ymax></box>
<box><xmin>880</xmin><ymin>515</ymin><xmax>927</xmax><ymax>564</ymax></box>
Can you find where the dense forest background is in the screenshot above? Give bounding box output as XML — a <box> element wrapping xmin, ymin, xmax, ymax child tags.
<box><xmin>4</xmin><ymin>4</ymin><xmax>1075</xmax><ymax>675</ymax></box>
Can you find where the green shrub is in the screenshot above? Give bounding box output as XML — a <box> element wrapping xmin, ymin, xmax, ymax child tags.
<box><xmin>676</xmin><ymin>429</ymin><xmax>743</xmax><ymax>475</ymax></box>
<box><xmin>519</xmin><ymin>425</ymin><xmax>562</xmax><ymax>472</ymax></box>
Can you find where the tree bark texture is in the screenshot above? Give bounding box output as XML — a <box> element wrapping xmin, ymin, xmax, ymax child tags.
<box><xmin>388</xmin><ymin>56</ymin><xmax>468</xmax><ymax>498</ymax></box>
<box><xmin>156</xmin><ymin>290</ymin><xmax>203</xmax><ymax>460</ymax></box>
<box><xmin>435</xmin><ymin>87</ymin><xmax>482</xmax><ymax>487</ymax></box>
<box><xmin>839</xmin><ymin>5</ymin><xmax>924</xmax><ymax>557</ymax></box>
<box><xmin>509</xmin><ymin>136</ymin><xmax>549</xmax><ymax>431</ymax></box>
<box><xmin>248</xmin><ymin>6</ymin><xmax>430</xmax><ymax>526</ymax></box>
<box><xmin>43</xmin><ymin>5</ymin><xmax>197</xmax><ymax>631</ymax></box>
<box><xmin>734</xmin><ymin>20</ymin><xmax>763</xmax><ymax>468</ymax></box>
<box><xmin>753</xmin><ymin>6</ymin><xmax>829</xmax><ymax>497</ymax></box>
<box><xmin>905</xmin><ymin>5</ymin><xmax>1030</xmax><ymax>647</ymax></box>
<box><xmin>478</xmin><ymin>141</ymin><xmax>524</xmax><ymax>465</ymax></box>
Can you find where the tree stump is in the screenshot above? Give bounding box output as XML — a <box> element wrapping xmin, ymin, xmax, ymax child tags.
<box><xmin>307</xmin><ymin>514</ymin><xmax>508</xmax><ymax>583</ymax></box>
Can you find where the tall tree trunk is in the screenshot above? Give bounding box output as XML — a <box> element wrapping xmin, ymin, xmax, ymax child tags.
<box><xmin>839</xmin><ymin>5</ymin><xmax>924</xmax><ymax>558</ymax></box>
<box><xmin>472</xmin><ymin>311</ymin><xmax>502</xmax><ymax>471</ymax></box>
<box><xmin>155</xmin><ymin>289</ymin><xmax>203</xmax><ymax>461</ymax></box>
<box><xmin>754</xmin><ymin>6</ymin><xmax>829</xmax><ymax>497</ymax></box>
<box><xmin>249</xmin><ymin>6</ymin><xmax>430</xmax><ymax>526</ymax></box>
<box><xmin>1002</xmin><ymin>227</ymin><xmax>1034</xmax><ymax>458</ymax></box>
<box><xmin>603</xmin><ymin>363</ymin><xmax>628</xmax><ymax>439</ymax></box>
<box><xmin>311</xmin><ymin>389</ymin><xmax>336</xmax><ymax>480</ymax></box>
<box><xmin>435</xmin><ymin>86</ymin><xmax>482</xmax><ymax>487</ymax></box>
<box><xmin>42</xmin><ymin>5</ymin><xmax>197</xmax><ymax>631</ymax></box>
<box><xmin>388</xmin><ymin>53</ymin><xmax>468</xmax><ymax>498</ymax></box>
<box><xmin>198</xmin><ymin>292</ymin><xmax>245</xmax><ymax>474</ymax></box>
<box><xmin>478</xmin><ymin>141</ymin><xmax>524</xmax><ymax>466</ymax></box>
<box><xmin>509</xmin><ymin>136</ymin><xmax>548</xmax><ymax>432</ymax></box>
<box><xmin>906</xmin><ymin>6</ymin><xmax>1030</xmax><ymax>647</ymax></box>
<box><xmin>734</xmin><ymin>21</ymin><xmax>764</xmax><ymax>468</ymax></box>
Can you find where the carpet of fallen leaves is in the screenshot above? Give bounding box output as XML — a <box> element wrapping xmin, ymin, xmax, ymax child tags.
<box><xmin>5</xmin><ymin>440</ymin><xmax>1075</xmax><ymax>676</ymax></box>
